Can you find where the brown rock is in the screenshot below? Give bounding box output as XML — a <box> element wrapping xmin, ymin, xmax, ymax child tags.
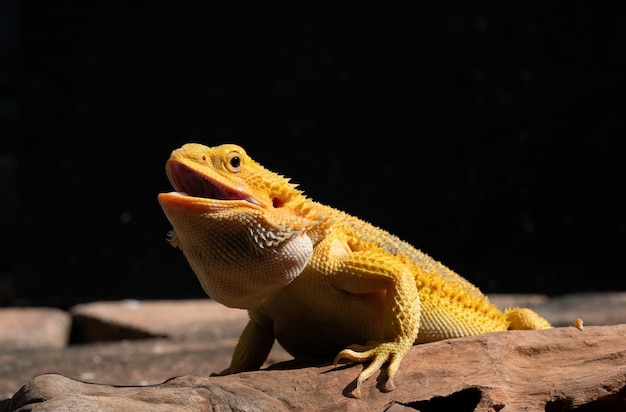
<box><xmin>2</xmin><ymin>325</ymin><xmax>625</xmax><ymax>412</ymax></box>
<box><xmin>491</xmin><ymin>292</ymin><xmax>626</xmax><ymax>327</ymax></box>
<box><xmin>531</xmin><ymin>292</ymin><xmax>626</xmax><ymax>326</ymax></box>
<box><xmin>0</xmin><ymin>308</ymin><xmax>71</xmax><ymax>350</ymax></box>
<box><xmin>69</xmin><ymin>300</ymin><xmax>249</xmax><ymax>342</ymax></box>
<box><xmin>0</xmin><ymin>300</ymin><xmax>292</xmax><ymax>399</ymax></box>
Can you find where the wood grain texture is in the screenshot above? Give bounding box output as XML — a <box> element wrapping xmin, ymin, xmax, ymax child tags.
<box><xmin>2</xmin><ymin>325</ymin><xmax>625</xmax><ymax>412</ymax></box>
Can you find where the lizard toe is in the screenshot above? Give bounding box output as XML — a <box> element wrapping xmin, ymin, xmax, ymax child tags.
<box><xmin>334</xmin><ymin>344</ymin><xmax>377</xmax><ymax>366</ymax></box>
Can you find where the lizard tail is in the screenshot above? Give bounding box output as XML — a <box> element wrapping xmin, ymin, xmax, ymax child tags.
<box><xmin>504</xmin><ymin>307</ymin><xmax>552</xmax><ymax>330</ymax></box>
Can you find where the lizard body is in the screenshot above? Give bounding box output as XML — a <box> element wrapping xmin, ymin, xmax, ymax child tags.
<box><xmin>158</xmin><ymin>143</ymin><xmax>551</xmax><ymax>397</ymax></box>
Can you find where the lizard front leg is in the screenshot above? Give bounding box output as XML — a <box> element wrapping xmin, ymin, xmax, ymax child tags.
<box><xmin>328</xmin><ymin>250</ymin><xmax>421</xmax><ymax>398</ymax></box>
<box><xmin>215</xmin><ymin>317</ymin><xmax>275</xmax><ymax>375</ymax></box>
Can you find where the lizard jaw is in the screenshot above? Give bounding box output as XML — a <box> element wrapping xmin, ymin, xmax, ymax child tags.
<box><xmin>166</xmin><ymin>161</ymin><xmax>259</xmax><ymax>206</ymax></box>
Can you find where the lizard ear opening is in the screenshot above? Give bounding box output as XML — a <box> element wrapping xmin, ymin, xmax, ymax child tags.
<box><xmin>272</xmin><ymin>198</ymin><xmax>284</xmax><ymax>208</ymax></box>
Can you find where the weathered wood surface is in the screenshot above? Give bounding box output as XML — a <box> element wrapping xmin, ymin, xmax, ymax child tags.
<box><xmin>3</xmin><ymin>325</ymin><xmax>625</xmax><ymax>412</ymax></box>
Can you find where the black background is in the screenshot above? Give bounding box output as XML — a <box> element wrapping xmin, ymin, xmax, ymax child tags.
<box><xmin>7</xmin><ymin>1</ymin><xmax>625</xmax><ymax>306</ymax></box>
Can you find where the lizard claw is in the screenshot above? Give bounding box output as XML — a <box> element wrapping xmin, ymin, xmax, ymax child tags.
<box><xmin>334</xmin><ymin>340</ymin><xmax>411</xmax><ymax>397</ymax></box>
<box><xmin>382</xmin><ymin>376</ymin><xmax>396</xmax><ymax>392</ymax></box>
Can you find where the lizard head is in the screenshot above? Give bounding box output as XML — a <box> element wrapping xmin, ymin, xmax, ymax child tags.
<box><xmin>158</xmin><ymin>143</ymin><xmax>315</xmax><ymax>309</ymax></box>
<box><xmin>161</xmin><ymin>143</ymin><xmax>303</xmax><ymax>211</ymax></box>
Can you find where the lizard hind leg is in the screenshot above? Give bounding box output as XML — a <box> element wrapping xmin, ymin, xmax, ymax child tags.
<box><xmin>505</xmin><ymin>307</ymin><xmax>551</xmax><ymax>330</ymax></box>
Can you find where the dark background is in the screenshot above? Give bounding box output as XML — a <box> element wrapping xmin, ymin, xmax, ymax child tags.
<box><xmin>1</xmin><ymin>2</ymin><xmax>624</xmax><ymax>307</ymax></box>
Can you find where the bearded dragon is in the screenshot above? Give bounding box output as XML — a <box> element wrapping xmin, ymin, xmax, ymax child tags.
<box><xmin>158</xmin><ymin>143</ymin><xmax>551</xmax><ymax>397</ymax></box>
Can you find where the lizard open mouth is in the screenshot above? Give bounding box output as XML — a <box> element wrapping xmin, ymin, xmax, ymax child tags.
<box><xmin>167</xmin><ymin>161</ymin><xmax>259</xmax><ymax>205</ymax></box>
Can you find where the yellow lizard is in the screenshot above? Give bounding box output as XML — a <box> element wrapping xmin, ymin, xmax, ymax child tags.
<box><xmin>158</xmin><ymin>143</ymin><xmax>551</xmax><ymax>397</ymax></box>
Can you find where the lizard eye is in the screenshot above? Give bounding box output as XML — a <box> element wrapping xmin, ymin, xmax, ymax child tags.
<box><xmin>226</xmin><ymin>151</ymin><xmax>242</xmax><ymax>172</ymax></box>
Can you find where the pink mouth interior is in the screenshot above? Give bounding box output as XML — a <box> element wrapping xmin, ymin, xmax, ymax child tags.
<box><xmin>167</xmin><ymin>162</ymin><xmax>257</xmax><ymax>205</ymax></box>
